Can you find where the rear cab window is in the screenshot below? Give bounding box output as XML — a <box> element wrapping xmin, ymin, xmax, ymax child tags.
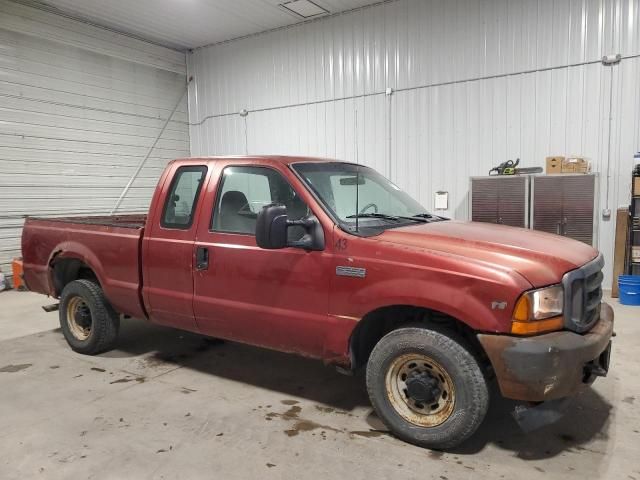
<box><xmin>161</xmin><ymin>165</ymin><xmax>207</xmax><ymax>229</ymax></box>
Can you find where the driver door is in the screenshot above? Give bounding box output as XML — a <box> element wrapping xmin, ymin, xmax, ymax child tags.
<box><xmin>192</xmin><ymin>162</ymin><xmax>333</xmax><ymax>358</ymax></box>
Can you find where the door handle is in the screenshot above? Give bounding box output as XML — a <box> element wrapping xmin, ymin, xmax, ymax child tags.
<box><xmin>195</xmin><ymin>246</ymin><xmax>209</xmax><ymax>271</ymax></box>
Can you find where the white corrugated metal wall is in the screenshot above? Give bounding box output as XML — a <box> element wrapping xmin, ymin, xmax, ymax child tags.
<box><xmin>187</xmin><ymin>0</ymin><xmax>640</xmax><ymax>287</ymax></box>
<box><xmin>0</xmin><ymin>0</ymin><xmax>190</xmax><ymax>284</ymax></box>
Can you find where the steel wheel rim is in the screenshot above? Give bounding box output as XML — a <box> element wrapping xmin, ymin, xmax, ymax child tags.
<box><xmin>385</xmin><ymin>353</ymin><xmax>455</xmax><ymax>427</ymax></box>
<box><xmin>66</xmin><ymin>296</ymin><xmax>92</xmax><ymax>340</ymax></box>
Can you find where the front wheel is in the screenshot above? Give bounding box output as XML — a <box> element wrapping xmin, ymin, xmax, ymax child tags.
<box><xmin>366</xmin><ymin>327</ymin><xmax>489</xmax><ymax>449</ymax></box>
<box><xmin>59</xmin><ymin>279</ymin><xmax>119</xmax><ymax>355</ymax></box>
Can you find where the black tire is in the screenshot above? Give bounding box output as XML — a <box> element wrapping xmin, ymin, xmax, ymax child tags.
<box><xmin>59</xmin><ymin>279</ymin><xmax>120</xmax><ymax>355</ymax></box>
<box><xmin>366</xmin><ymin>327</ymin><xmax>489</xmax><ymax>449</ymax></box>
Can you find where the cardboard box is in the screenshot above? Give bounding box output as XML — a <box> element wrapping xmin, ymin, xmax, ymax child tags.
<box><xmin>562</xmin><ymin>157</ymin><xmax>589</xmax><ymax>173</ymax></box>
<box><xmin>634</xmin><ymin>176</ymin><xmax>640</xmax><ymax>196</ymax></box>
<box><xmin>546</xmin><ymin>156</ymin><xmax>564</xmax><ymax>174</ymax></box>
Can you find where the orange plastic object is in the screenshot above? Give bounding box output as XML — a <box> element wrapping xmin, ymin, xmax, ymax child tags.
<box><xmin>11</xmin><ymin>258</ymin><xmax>24</xmax><ymax>289</ymax></box>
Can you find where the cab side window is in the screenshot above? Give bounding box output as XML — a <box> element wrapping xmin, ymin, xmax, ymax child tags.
<box><xmin>212</xmin><ymin>166</ymin><xmax>309</xmax><ymax>239</ymax></box>
<box><xmin>161</xmin><ymin>166</ymin><xmax>207</xmax><ymax>229</ymax></box>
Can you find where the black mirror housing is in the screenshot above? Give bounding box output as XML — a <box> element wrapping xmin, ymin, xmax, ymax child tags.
<box><xmin>256</xmin><ymin>204</ymin><xmax>288</xmax><ymax>249</ymax></box>
<box><xmin>256</xmin><ymin>204</ymin><xmax>325</xmax><ymax>251</ymax></box>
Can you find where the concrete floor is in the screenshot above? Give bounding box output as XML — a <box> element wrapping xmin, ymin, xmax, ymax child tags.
<box><xmin>0</xmin><ymin>290</ymin><xmax>638</xmax><ymax>480</ymax></box>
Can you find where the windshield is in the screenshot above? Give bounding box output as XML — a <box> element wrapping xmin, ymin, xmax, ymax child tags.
<box><xmin>292</xmin><ymin>162</ymin><xmax>444</xmax><ymax>235</ymax></box>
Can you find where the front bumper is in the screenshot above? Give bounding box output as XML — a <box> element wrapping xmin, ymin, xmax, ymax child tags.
<box><xmin>477</xmin><ymin>302</ymin><xmax>614</xmax><ymax>402</ymax></box>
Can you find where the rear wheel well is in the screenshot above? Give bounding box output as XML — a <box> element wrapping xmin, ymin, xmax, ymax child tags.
<box><xmin>349</xmin><ymin>305</ymin><xmax>486</xmax><ymax>370</ymax></box>
<box><xmin>51</xmin><ymin>258</ymin><xmax>99</xmax><ymax>296</ymax></box>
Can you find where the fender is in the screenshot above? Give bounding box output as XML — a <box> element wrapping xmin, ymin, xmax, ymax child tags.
<box><xmin>47</xmin><ymin>242</ymin><xmax>144</xmax><ymax>318</ymax></box>
<box><xmin>322</xmin><ymin>273</ymin><xmax>525</xmax><ymax>366</ymax></box>
<box><xmin>347</xmin><ymin>277</ymin><xmax>516</xmax><ymax>332</ymax></box>
<box><xmin>48</xmin><ymin>241</ymin><xmax>108</xmax><ymax>296</ymax></box>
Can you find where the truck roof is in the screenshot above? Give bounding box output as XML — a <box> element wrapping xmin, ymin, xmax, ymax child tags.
<box><xmin>171</xmin><ymin>155</ymin><xmax>346</xmax><ymax>166</ymax></box>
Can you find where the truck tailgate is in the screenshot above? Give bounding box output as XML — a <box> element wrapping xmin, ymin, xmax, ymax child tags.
<box><xmin>21</xmin><ymin>215</ymin><xmax>146</xmax><ymax>319</ymax></box>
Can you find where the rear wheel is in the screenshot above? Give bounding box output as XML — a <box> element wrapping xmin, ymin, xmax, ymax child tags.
<box><xmin>59</xmin><ymin>279</ymin><xmax>119</xmax><ymax>355</ymax></box>
<box><xmin>366</xmin><ymin>327</ymin><xmax>489</xmax><ymax>449</ymax></box>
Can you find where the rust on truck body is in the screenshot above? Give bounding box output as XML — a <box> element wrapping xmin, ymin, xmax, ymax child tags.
<box><xmin>478</xmin><ymin>303</ymin><xmax>614</xmax><ymax>401</ymax></box>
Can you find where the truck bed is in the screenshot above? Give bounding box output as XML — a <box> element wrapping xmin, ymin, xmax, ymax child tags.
<box><xmin>21</xmin><ymin>214</ymin><xmax>147</xmax><ymax>319</ymax></box>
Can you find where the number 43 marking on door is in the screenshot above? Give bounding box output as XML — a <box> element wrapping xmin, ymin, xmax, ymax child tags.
<box><xmin>335</xmin><ymin>238</ymin><xmax>348</xmax><ymax>251</ymax></box>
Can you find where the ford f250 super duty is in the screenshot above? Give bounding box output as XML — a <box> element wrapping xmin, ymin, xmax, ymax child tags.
<box><xmin>21</xmin><ymin>156</ymin><xmax>614</xmax><ymax>448</ymax></box>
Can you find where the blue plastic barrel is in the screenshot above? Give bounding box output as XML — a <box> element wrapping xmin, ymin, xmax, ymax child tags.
<box><xmin>619</xmin><ymin>275</ymin><xmax>640</xmax><ymax>306</ymax></box>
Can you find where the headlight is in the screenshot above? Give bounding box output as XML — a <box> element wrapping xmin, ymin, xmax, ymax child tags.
<box><xmin>511</xmin><ymin>285</ymin><xmax>564</xmax><ymax>335</ymax></box>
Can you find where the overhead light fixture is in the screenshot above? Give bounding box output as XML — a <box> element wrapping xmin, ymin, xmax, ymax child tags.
<box><xmin>279</xmin><ymin>0</ymin><xmax>329</xmax><ymax>19</ymax></box>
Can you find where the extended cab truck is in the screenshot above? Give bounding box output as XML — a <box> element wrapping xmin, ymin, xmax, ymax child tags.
<box><xmin>22</xmin><ymin>156</ymin><xmax>614</xmax><ymax>449</ymax></box>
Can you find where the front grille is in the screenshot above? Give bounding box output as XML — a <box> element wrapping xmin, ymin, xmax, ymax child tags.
<box><xmin>562</xmin><ymin>254</ymin><xmax>604</xmax><ymax>333</ymax></box>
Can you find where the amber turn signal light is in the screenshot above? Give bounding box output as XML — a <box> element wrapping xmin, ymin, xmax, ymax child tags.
<box><xmin>510</xmin><ymin>316</ymin><xmax>564</xmax><ymax>335</ymax></box>
<box><xmin>512</xmin><ymin>294</ymin><xmax>530</xmax><ymax>322</ymax></box>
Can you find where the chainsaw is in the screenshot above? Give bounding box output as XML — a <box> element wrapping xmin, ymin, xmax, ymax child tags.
<box><xmin>488</xmin><ymin>158</ymin><xmax>543</xmax><ymax>176</ymax></box>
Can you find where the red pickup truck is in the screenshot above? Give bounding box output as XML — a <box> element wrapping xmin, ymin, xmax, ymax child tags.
<box><xmin>22</xmin><ymin>156</ymin><xmax>613</xmax><ymax>448</ymax></box>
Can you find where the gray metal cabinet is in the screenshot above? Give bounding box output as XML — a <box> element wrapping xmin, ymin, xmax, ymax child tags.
<box><xmin>531</xmin><ymin>174</ymin><xmax>597</xmax><ymax>245</ymax></box>
<box><xmin>470</xmin><ymin>176</ymin><xmax>528</xmax><ymax>228</ymax></box>
<box><xmin>470</xmin><ymin>174</ymin><xmax>598</xmax><ymax>246</ymax></box>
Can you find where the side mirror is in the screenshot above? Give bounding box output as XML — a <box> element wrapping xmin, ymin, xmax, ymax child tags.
<box><xmin>255</xmin><ymin>204</ymin><xmax>289</xmax><ymax>249</ymax></box>
<box><xmin>256</xmin><ymin>204</ymin><xmax>325</xmax><ymax>251</ymax></box>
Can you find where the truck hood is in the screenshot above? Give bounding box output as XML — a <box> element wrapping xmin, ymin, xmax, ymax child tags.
<box><xmin>377</xmin><ymin>221</ymin><xmax>599</xmax><ymax>287</ymax></box>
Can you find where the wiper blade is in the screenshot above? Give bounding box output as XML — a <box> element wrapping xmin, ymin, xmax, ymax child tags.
<box><xmin>346</xmin><ymin>213</ymin><xmax>401</xmax><ymax>222</ymax></box>
<box><xmin>346</xmin><ymin>213</ymin><xmax>431</xmax><ymax>224</ymax></box>
<box><xmin>396</xmin><ymin>215</ymin><xmax>428</xmax><ymax>223</ymax></box>
<box><xmin>412</xmin><ymin>213</ymin><xmax>433</xmax><ymax>219</ymax></box>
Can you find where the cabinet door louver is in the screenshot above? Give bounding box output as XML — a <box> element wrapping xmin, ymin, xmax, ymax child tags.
<box><xmin>532</xmin><ymin>176</ymin><xmax>564</xmax><ymax>235</ymax></box>
<box><xmin>532</xmin><ymin>175</ymin><xmax>595</xmax><ymax>245</ymax></box>
<box><xmin>471</xmin><ymin>178</ymin><xmax>499</xmax><ymax>224</ymax></box>
<box><xmin>561</xmin><ymin>175</ymin><xmax>595</xmax><ymax>245</ymax></box>
<box><xmin>471</xmin><ymin>177</ymin><xmax>526</xmax><ymax>227</ymax></box>
<box><xmin>497</xmin><ymin>177</ymin><xmax>527</xmax><ymax>228</ymax></box>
